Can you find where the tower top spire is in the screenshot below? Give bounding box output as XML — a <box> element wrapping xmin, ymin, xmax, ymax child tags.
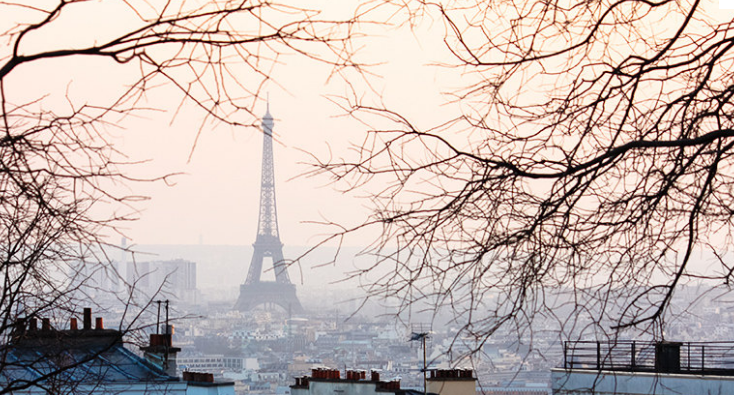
<box><xmin>264</xmin><ymin>94</ymin><xmax>272</xmax><ymax>119</ymax></box>
<box><xmin>262</xmin><ymin>102</ymin><xmax>273</xmax><ymax>136</ymax></box>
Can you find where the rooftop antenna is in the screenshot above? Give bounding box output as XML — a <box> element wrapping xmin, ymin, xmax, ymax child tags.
<box><xmin>164</xmin><ymin>300</ymin><xmax>170</xmax><ymax>332</ymax></box>
<box><xmin>155</xmin><ymin>300</ymin><xmax>162</xmax><ymax>334</ymax></box>
<box><xmin>410</xmin><ymin>328</ymin><xmax>432</xmax><ymax>395</ymax></box>
<box><xmin>154</xmin><ymin>300</ymin><xmax>170</xmax><ymax>334</ymax></box>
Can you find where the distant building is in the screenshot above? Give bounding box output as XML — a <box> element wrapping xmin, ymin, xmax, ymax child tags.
<box><xmin>552</xmin><ymin>340</ymin><xmax>734</xmax><ymax>394</ymax></box>
<box><xmin>70</xmin><ymin>259</ymin><xmax>122</xmax><ymax>295</ymax></box>
<box><xmin>127</xmin><ymin>259</ymin><xmax>197</xmax><ymax>304</ymax></box>
<box><xmin>177</xmin><ymin>355</ymin><xmax>254</xmax><ymax>373</ymax></box>
<box><xmin>1</xmin><ymin>308</ymin><xmax>233</xmax><ymax>395</ymax></box>
<box><xmin>290</xmin><ymin>368</ymin><xmax>477</xmax><ymax>395</ymax></box>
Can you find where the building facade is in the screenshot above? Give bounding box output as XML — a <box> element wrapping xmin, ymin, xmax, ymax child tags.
<box><xmin>126</xmin><ymin>259</ymin><xmax>197</xmax><ymax>304</ymax></box>
<box><xmin>290</xmin><ymin>368</ymin><xmax>477</xmax><ymax>395</ymax></box>
<box><xmin>552</xmin><ymin>340</ymin><xmax>734</xmax><ymax>395</ymax></box>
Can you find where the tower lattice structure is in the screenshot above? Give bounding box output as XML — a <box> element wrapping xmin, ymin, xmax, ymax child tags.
<box><xmin>234</xmin><ymin>106</ymin><xmax>303</xmax><ymax>313</ymax></box>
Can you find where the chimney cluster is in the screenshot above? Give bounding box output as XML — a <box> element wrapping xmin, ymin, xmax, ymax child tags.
<box><xmin>148</xmin><ymin>333</ymin><xmax>173</xmax><ymax>347</ymax></box>
<box><xmin>376</xmin><ymin>379</ymin><xmax>401</xmax><ymax>391</ymax></box>
<box><xmin>81</xmin><ymin>307</ymin><xmax>104</xmax><ymax>330</ymax></box>
<box><xmin>21</xmin><ymin>307</ymin><xmax>106</xmax><ymax>333</ymax></box>
<box><xmin>430</xmin><ymin>368</ymin><xmax>474</xmax><ymax>379</ymax></box>
<box><xmin>311</xmin><ymin>368</ymin><xmax>341</xmax><ymax>379</ymax></box>
<box><xmin>345</xmin><ymin>370</ymin><xmax>366</xmax><ymax>380</ymax></box>
<box><xmin>182</xmin><ymin>371</ymin><xmax>214</xmax><ymax>383</ymax></box>
<box><xmin>294</xmin><ymin>368</ymin><xmax>400</xmax><ymax>391</ymax></box>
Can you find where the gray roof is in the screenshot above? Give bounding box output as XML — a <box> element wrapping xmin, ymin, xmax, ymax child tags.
<box><xmin>1</xmin><ymin>328</ymin><xmax>176</xmax><ymax>393</ymax></box>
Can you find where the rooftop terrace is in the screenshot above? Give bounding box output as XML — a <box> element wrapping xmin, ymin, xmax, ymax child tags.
<box><xmin>562</xmin><ymin>340</ymin><xmax>734</xmax><ymax>375</ymax></box>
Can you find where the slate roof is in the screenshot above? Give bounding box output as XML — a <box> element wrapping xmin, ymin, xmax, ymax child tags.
<box><xmin>1</xmin><ymin>326</ymin><xmax>177</xmax><ymax>392</ymax></box>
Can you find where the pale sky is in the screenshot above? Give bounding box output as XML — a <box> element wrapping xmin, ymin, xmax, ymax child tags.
<box><xmin>7</xmin><ymin>0</ymin><xmax>732</xmax><ymax>251</ymax></box>
<box><xmin>1</xmin><ymin>0</ymin><xmax>458</xmax><ymax>249</ymax></box>
<box><xmin>5</xmin><ymin>0</ymin><xmax>734</xmax><ymax>299</ymax></box>
<box><xmin>113</xmin><ymin>12</ymin><xmax>455</xmax><ymax>248</ymax></box>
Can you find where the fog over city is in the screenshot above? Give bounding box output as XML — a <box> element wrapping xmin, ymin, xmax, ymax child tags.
<box><xmin>5</xmin><ymin>1</ymin><xmax>734</xmax><ymax>395</ymax></box>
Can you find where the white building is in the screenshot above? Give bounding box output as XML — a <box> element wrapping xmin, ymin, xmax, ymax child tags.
<box><xmin>290</xmin><ymin>368</ymin><xmax>477</xmax><ymax>395</ymax></box>
<box><xmin>553</xmin><ymin>369</ymin><xmax>734</xmax><ymax>394</ymax></box>
<box><xmin>552</xmin><ymin>340</ymin><xmax>734</xmax><ymax>395</ymax></box>
<box><xmin>127</xmin><ymin>259</ymin><xmax>198</xmax><ymax>304</ymax></box>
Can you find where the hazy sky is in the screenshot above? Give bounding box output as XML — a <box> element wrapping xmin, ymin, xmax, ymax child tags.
<box><xmin>2</xmin><ymin>0</ymin><xmax>458</xmax><ymax>249</ymax></box>
<box><xmin>113</xmin><ymin>12</ymin><xmax>454</xmax><ymax>248</ymax></box>
<box><xmin>6</xmin><ymin>0</ymin><xmax>734</xmax><ymax>300</ymax></box>
<box><xmin>9</xmin><ymin>0</ymin><xmax>733</xmax><ymax>252</ymax></box>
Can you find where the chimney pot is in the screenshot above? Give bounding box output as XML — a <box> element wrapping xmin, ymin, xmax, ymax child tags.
<box><xmin>83</xmin><ymin>308</ymin><xmax>92</xmax><ymax>330</ymax></box>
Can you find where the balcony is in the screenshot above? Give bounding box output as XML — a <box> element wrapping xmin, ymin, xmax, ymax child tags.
<box><xmin>562</xmin><ymin>340</ymin><xmax>734</xmax><ymax>375</ymax></box>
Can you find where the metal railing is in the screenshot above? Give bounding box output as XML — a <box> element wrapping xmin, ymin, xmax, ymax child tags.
<box><xmin>562</xmin><ymin>340</ymin><xmax>734</xmax><ymax>375</ymax></box>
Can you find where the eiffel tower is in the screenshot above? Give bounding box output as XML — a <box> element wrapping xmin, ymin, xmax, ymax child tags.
<box><xmin>234</xmin><ymin>105</ymin><xmax>304</xmax><ymax>314</ymax></box>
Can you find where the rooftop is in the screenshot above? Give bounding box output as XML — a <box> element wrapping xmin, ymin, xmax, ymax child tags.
<box><xmin>2</xmin><ymin>314</ymin><xmax>174</xmax><ymax>390</ymax></box>
<box><xmin>562</xmin><ymin>340</ymin><xmax>734</xmax><ymax>376</ymax></box>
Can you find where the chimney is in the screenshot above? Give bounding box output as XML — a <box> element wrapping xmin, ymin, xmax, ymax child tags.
<box><xmin>29</xmin><ymin>318</ymin><xmax>38</xmax><ymax>331</ymax></box>
<box><xmin>95</xmin><ymin>317</ymin><xmax>104</xmax><ymax>330</ymax></box>
<box><xmin>41</xmin><ymin>318</ymin><xmax>51</xmax><ymax>331</ymax></box>
<box><xmin>83</xmin><ymin>308</ymin><xmax>92</xmax><ymax>330</ymax></box>
<box><xmin>141</xmin><ymin>330</ymin><xmax>181</xmax><ymax>377</ymax></box>
<box><xmin>428</xmin><ymin>369</ymin><xmax>477</xmax><ymax>395</ymax></box>
<box><xmin>378</xmin><ymin>379</ymin><xmax>401</xmax><ymax>391</ymax></box>
<box><xmin>11</xmin><ymin>318</ymin><xmax>27</xmax><ymax>338</ymax></box>
<box><xmin>182</xmin><ymin>371</ymin><xmax>214</xmax><ymax>383</ymax></box>
<box><xmin>70</xmin><ymin>317</ymin><xmax>78</xmax><ymax>330</ymax></box>
<box><xmin>292</xmin><ymin>376</ymin><xmax>309</xmax><ymax>388</ymax></box>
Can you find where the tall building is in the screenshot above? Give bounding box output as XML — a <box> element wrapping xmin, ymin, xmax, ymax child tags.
<box><xmin>71</xmin><ymin>259</ymin><xmax>122</xmax><ymax>296</ymax></box>
<box><xmin>126</xmin><ymin>259</ymin><xmax>197</xmax><ymax>304</ymax></box>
